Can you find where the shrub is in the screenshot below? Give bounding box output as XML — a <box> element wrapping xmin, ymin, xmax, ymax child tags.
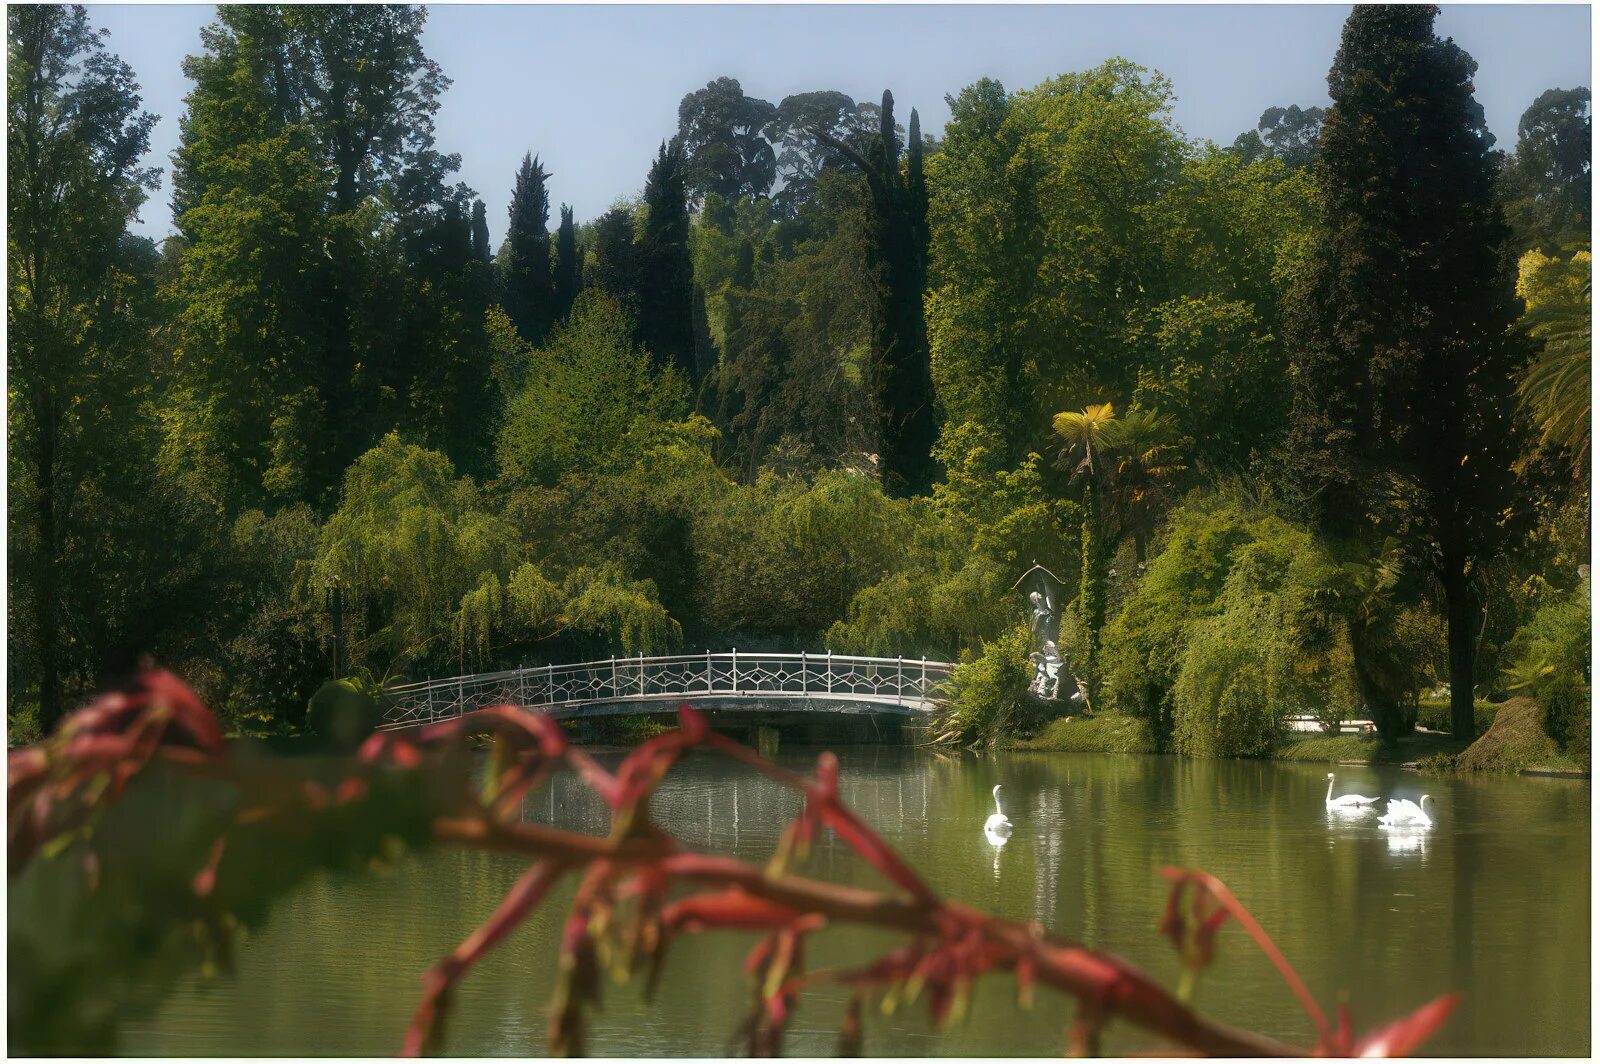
<box><xmin>1415</xmin><ymin>698</ymin><xmax>1497</xmax><ymax>737</ymax></box>
<box><xmin>1172</xmin><ymin>606</ymin><xmax>1281</xmax><ymax>758</ymax></box>
<box><xmin>929</xmin><ymin>625</ymin><xmax>1034</xmax><ymax>747</ymax></box>
<box><xmin>1541</xmin><ymin>672</ymin><xmax>1590</xmax><ymax>764</ymax></box>
<box><xmin>1111</xmin><ymin>494</ymin><xmax>1359</xmax><ymax>758</ymax></box>
<box><xmin>1506</xmin><ymin>580</ymin><xmax>1591</xmax><ymax>757</ymax></box>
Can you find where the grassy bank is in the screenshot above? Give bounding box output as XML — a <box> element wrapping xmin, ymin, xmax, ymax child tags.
<box><xmin>1012</xmin><ymin>713</ymin><xmax>1157</xmax><ymax>754</ymax></box>
<box><xmin>1273</xmin><ymin>730</ymin><xmax>1470</xmax><ymax>765</ymax></box>
<box><xmin>1015</xmin><ymin>715</ymin><xmax>1472</xmax><ymax>763</ymax></box>
<box><xmin>1012</xmin><ymin>697</ymin><xmax>1588</xmax><ymax>777</ymax></box>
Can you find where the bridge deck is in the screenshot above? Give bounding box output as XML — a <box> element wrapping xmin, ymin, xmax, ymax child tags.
<box><xmin>382</xmin><ymin>651</ymin><xmax>955</xmax><ymax>729</ymax></box>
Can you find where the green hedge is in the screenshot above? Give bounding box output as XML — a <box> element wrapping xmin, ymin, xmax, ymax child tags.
<box><xmin>1415</xmin><ymin>698</ymin><xmax>1498</xmax><ymax>737</ymax></box>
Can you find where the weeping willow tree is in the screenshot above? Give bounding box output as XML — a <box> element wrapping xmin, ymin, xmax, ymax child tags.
<box><xmin>315</xmin><ymin>433</ymin><xmax>521</xmax><ymax>676</ymax></box>
<box><xmin>453</xmin><ymin>560</ymin><xmax>681</xmax><ymax>669</ymax></box>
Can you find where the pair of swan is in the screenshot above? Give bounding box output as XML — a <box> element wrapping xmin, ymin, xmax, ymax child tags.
<box><xmin>1325</xmin><ymin>773</ymin><xmax>1434</xmax><ymax>828</ymax></box>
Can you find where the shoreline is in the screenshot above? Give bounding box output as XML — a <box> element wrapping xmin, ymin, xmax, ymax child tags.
<box><xmin>1007</xmin><ymin>708</ymin><xmax>1590</xmax><ymax>778</ymax></box>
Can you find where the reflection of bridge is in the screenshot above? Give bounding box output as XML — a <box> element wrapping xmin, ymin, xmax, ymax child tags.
<box><xmin>382</xmin><ymin>651</ymin><xmax>955</xmax><ymax>729</ymax></box>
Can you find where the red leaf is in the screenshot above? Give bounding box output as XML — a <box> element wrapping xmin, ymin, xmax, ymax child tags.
<box><xmin>1348</xmin><ymin>993</ymin><xmax>1460</xmax><ymax>1057</ymax></box>
<box><xmin>819</xmin><ymin>802</ymin><xmax>935</xmax><ymax>904</ymax></box>
<box><xmin>193</xmin><ymin>836</ymin><xmax>226</xmax><ymax>897</ymax></box>
<box><xmin>8</xmin><ymin>747</ymin><xmax>49</xmax><ymax>788</ymax></box>
<box><xmin>1160</xmin><ymin>868</ymin><xmax>1327</xmax><ymax>1043</ymax></box>
<box><xmin>403</xmin><ymin>861</ymin><xmax>566</xmax><ymax>1056</ymax></box>
<box><xmin>676</xmin><ymin>702</ymin><xmax>708</xmax><ymax>743</ymax></box>
<box><xmin>143</xmin><ymin>670</ymin><xmax>226</xmax><ymax>753</ymax></box>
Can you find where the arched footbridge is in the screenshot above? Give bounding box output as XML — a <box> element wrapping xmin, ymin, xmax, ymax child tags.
<box><xmin>382</xmin><ymin>651</ymin><xmax>955</xmax><ymax>729</ymax></box>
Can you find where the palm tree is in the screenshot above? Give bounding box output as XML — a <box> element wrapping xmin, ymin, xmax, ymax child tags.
<box><xmin>1052</xmin><ymin>403</ymin><xmax>1121</xmax><ymax>673</ymax></box>
<box><xmin>1516</xmin><ymin>246</ymin><xmax>1590</xmax><ymax>475</ymax></box>
<box><xmin>1051</xmin><ymin>403</ymin><xmax>1120</xmax><ymax>479</ymax></box>
<box><xmin>1108</xmin><ymin>408</ymin><xmax>1186</xmax><ymax>566</ymax></box>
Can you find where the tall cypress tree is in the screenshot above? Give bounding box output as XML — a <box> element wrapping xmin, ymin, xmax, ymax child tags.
<box><xmin>637</xmin><ymin>140</ymin><xmax>696</xmax><ymax>379</ymax></box>
<box><xmin>501</xmin><ymin>152</ymin><xmax>555</xmax><ymax>343</ymax></box>
<box><xmin>1287</xmin><ymin>5</ymin><xmax>1527</xmax><ymax>739</ymax></box>
<box><xmin>553</xmin><ymin>204</ymin><xmax>580</xmax><ymax>321</ymax></box>
<box><xmin>587</xmin><ymin>207</ymin><xmax>638</xmax><ymax>307</ymax></box>
<box><xmin>803</xmin><ymin>91</ymin><xmax>937</xmax><ymax>496</ymax></box>
<box><xmin>470</xmin><ymin>199</ymin><xmax>491</xmax><ymax>264</ymax></box>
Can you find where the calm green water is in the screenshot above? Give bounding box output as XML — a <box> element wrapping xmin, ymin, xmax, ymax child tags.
<box><xmin>121</xmin><ymin>749</ymin><xmax>1589</xmax><ymax>1056</ymax></box>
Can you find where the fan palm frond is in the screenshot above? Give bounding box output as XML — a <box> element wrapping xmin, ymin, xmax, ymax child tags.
<box><xmin>1051</xmin><ymin>402</ymin><xmax>1118</xmax><ymax>480</ymax></box>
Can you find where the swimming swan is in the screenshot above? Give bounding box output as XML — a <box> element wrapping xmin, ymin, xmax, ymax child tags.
<box><xmin>1325</xmin><ymin>772</ymin><xmax>1380</xmax><ymax>809</ymax></box>
<box><xmin>1379</xmin><ymin>795</ymin><xmax>1434</xmax><ymax>828</ymax></box>
<box><xmin>985</xmin><ymin>784</ymin><xmax>1013</xmax><ymax>837</ymax></box>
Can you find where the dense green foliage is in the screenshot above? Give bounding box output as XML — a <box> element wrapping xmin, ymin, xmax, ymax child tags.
<box><xmin>8</xmin><ymin>6</ymin><xmax>161</xmax><ymax>731</ymax></box>
<box><xmin>7</xmin><ymin>6</ymin><xmax>1588</xmax><ymax>758</ymax></box>
<box><xmin>928</xmin><ymin>625</ymin><xmax>1036</xmax><ymax>747</ymax></box>
<box><xmin>1506</xmin><ymin>580</ymin><xmax>1591</xmax><ymax>760</ymax></box>
<box><xmin>1285</xmin><ymin>6</ymin><xmax>1531</xmax><ymax>739</ymax></box>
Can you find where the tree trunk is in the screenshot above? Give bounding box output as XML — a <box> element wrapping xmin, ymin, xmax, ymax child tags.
<box><xmin>1348</xmin><ymin>619</ymin><xmax>1404</xmax><ymax>739</ymax></box>
<box><xmin>1441</xmin><ymin>562</ymin><xmax>1480</xmax><ymax>740</ymax></box>
<box><xmin>34</xmin><ymin>387</ymin><xmax>63</xmax><ymax>735</ymax></box>
<box><xmin>1079</xmin><ymin>481</ymin><xmax>1104</xmax><ymax>685</ymax></box>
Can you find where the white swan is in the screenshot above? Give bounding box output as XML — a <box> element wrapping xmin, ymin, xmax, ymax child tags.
<box><xmin>1379</xmin><ymin>795</ymin><xmax>1434</xmax><ymax>828</ymax></box>
<box><xmin>985</xmin><ymin>784</ymin><xmax>1013</xmax><ymax>837</ymax></box>
<box><xmin>1325</xmin><ymin>772</ymin><xmax>1380</xmax><ymax>809</ymax></box>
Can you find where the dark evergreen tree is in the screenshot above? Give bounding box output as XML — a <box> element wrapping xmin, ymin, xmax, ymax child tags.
<box><xmin>554</xmin><ymin>204</ymin><xmax>580</xmax><ymax>320</ymax></box>
<box><xmin>1286</xmin><ymin>5</ymin><xmax>1528</xmax><ymax>739</ymax></box>
<box><xmin>470</xmin><ymin>199</ymin><xmax>492</xmax><ymax>264</ymax></box>
<box><xmin>434</xmin><ymin>192</ymin><xmax>474</xmax><ymax>273</ymax></box>
<box><xmin>803</xmin><ymin>91</ymin><xmax>937</xmax><ymax>496</ymax></box>
<box><xmin>637</xmin><ymin>141</ymin><xmax>697</xmax><ymax>380</ymax></box>
<box><xmin>501</xmin><ymin>152</ymin><xmax>556</xmax><ymax>343</ymax></box>
<box><xmin>586</xmin><ymin>207</ymin><xmax>638</xmax><ymax>309</ymax></box>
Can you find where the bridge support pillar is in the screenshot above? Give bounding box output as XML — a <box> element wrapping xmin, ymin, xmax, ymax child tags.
<box><xmin>757</xmin><ymin>725</ymin><xmax>780</xmax><ymax>759</ymax></box>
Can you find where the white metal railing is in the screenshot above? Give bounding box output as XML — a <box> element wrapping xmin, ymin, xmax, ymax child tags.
<box><xmin>381</xmin><ymin>651</ymin><xmax>955</xmax><ymax>728</ymax></box>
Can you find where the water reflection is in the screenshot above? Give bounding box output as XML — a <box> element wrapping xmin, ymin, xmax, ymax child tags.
<box><xmin>120</xmin><ymin>748</ymin><xmax>1589</xmax><ymax>1058</ymax></box>
<box><xmin>984</xmin><ymin>823</ymin><xmax>1008</xmax><ymax>877</ymax></box>
<box><xmin>1383</xmin><ymin>826</ymin><xmax>1429</xmax><ymax>856</ymax></box>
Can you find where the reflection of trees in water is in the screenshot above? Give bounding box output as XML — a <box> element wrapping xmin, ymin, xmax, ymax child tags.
<box><xmin>1030</xmin><ymin>786</ymin><xmax>1063</xmax><ymax>925</ymax></box>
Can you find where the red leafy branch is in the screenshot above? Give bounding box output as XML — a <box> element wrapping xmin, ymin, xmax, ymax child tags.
<box><xmin>9</xmin><ymin>672</ymin><xmax>1462</xmax><ymax>1057</ymax></box>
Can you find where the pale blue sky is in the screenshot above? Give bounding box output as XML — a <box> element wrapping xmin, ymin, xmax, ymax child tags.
<box><xmin>89</xmin><ymin>4</ymin><xmax>1592</xmax><ymax>243</ymax></box>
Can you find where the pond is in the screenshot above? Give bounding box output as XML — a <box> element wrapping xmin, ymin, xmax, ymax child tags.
<box><xmin>120</xmin><ymin>748</ymin><xmax>1589</xmax><ymax>1056</ymax></box>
